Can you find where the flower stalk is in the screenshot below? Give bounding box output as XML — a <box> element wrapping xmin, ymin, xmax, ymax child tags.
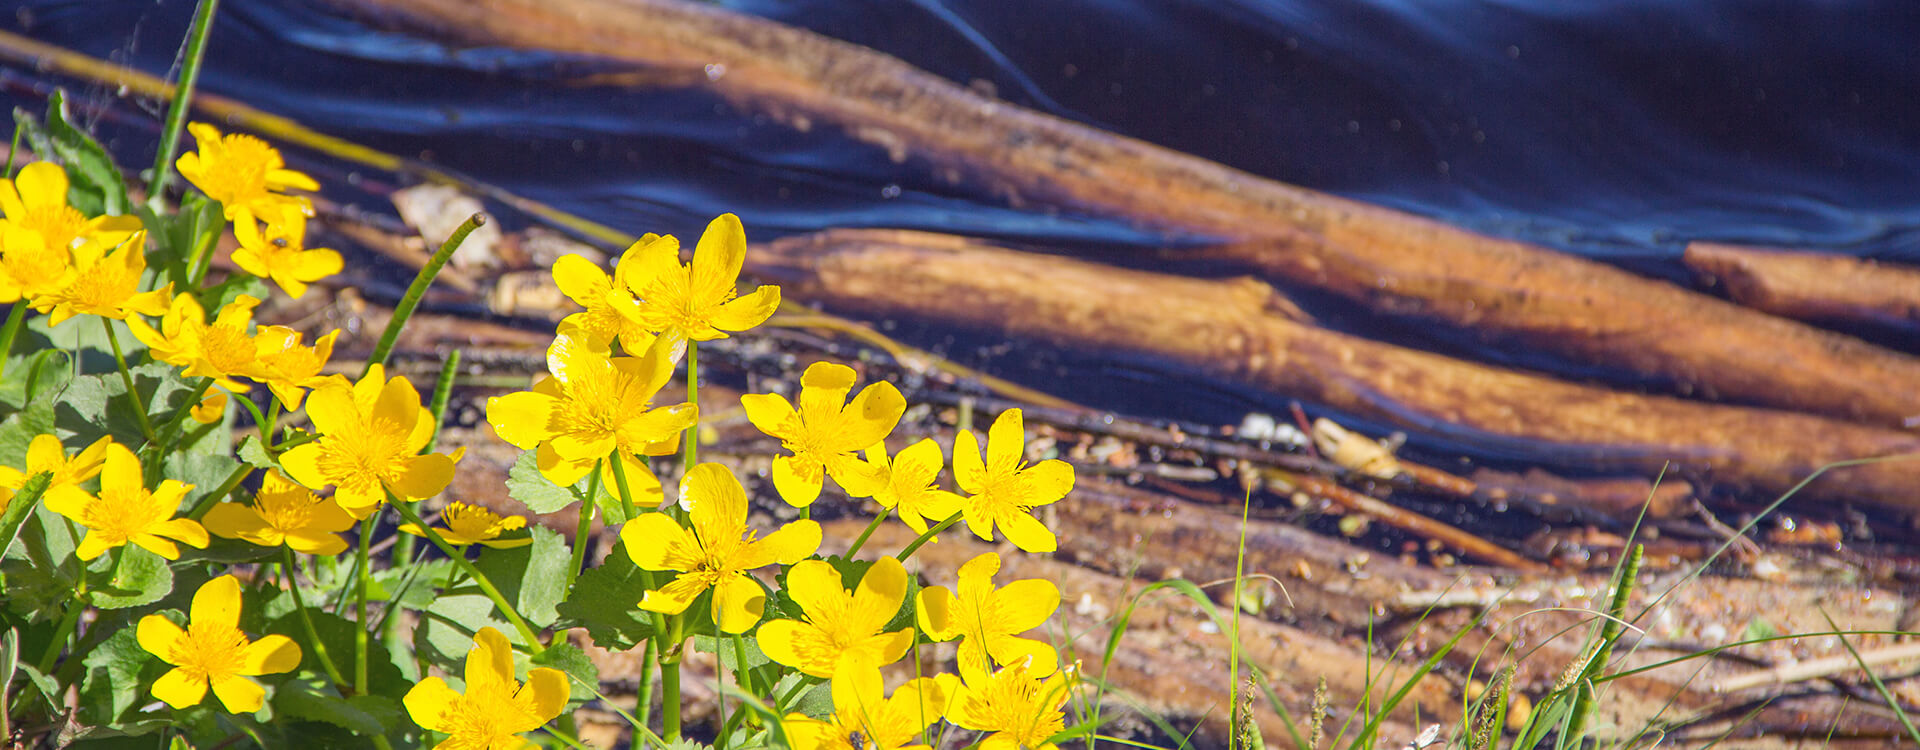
<box><xmin>147</xmin><ymin>0</ymin><xmax>220</xmax><ymax>203</ymax></box>
<box><xmin>366</xmin><ymin>214</ymin><xmax>484</xmax><ymax>373</ymax></box>
<box><xmin>387</xmin><ymin>494</ymin><xmax>544</xmax><ymax>652</ymax></box>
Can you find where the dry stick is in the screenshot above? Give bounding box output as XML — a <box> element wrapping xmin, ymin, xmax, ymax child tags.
<box><xmin>1275</xmin><ymin>472</ymin><xmax>1543</xmax><ymax>572</ymax></box>
<box><xmin>1685</xmin><ymin>241</ymin><xmax>1920</xmax><ymax>341</ymax></box>
<box><xmin>749</xmin><ymin>230</ymin><xmax>1920</xmax><ymax>510</ymax></box>
<box><xmin>1715</xmin><ymin>641</ymin><xmax>1920</xmax><ymax>695</ymax></box>
<box><xmin>329</xmin><ymin>0</ymin><xmax>1920</xmax><ymax>430</ymax></box>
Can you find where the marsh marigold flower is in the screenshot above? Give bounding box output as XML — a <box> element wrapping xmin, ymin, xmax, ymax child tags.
<box><xmin>0</xmin><ymin>161</ymin><xmax>141</xmax><ymax>253</ymax></box>
<box><xmin>251</xmin><ymin>326</ymin><xmax>343</xmax><ymax>410</ymax></box>
<box><xmin>138</xmin><ymin>575</ymin><xmax>301</xmax><ymax>713</ymax></box>
<box><xmin>487</xmin><ymin>328</ymin><xmax>695</xmax><ymax>489</ymax></box>
<box><xmin>280</xmin><ymin>365</ymin><xmax>459</xmax><ymax>518</ymax></box>
<box><xmin>130</xmin><ymin>293</ymin><xmax>265</xmax><ymax>393</ymax></box>
<box><xmin>399</xmin><ymin>501</ymin><xmax>531</xmax><ymax>549</ymax></box>
<box><xmin>742</xmin><ymin>361</ymin><xmax>905</xmax><ymax>508</ymax></box>
<box><xmin>619</xmin><ymin>463</ymin><xmax>821</xmax><ymax>633</ymax></box>
<box><xmin>781</xmin><ymin>660</ymin><xmax>949</xmax><ymax>750</ymax></box>
<box><xmin>865</xmin><ymin>438</ymin><xmax>965</xmax><ymax>535</ymax></box>
<box><xmin>944</xmin><ymin>661</ymin><xmax>1075</xmax><ymax>750</ymax></box>
<box><xmin>953</xmin><ymin>408</ymin><xmax>1073</xmax><ymax>554</ymax></box>
<box><xmin>917</xmin><ymin>552</ymin><xmax>1061</xmax><ymax>678</ymax></box>
<box><xmin>0</xmin><ymin>224</ymin><xmax>74</xmax><ymax>304</ymax></box>
<box><xmin>43</xmin><ymin>443</ymin><xmax>207</xmax><ymax>560</ymax></box>
<box><xmin>35</xmin><ymin>231</ymin><xmax>171</xmax><ymax>325</ymax></box>
<box><xmin>618</xmin><ymin>213</ymin><xmax>779</xmax><ymax>350</ymax></box>
<box><xmin>550</xmin><ymin>250</ymin><xmax>655</xmax><ymax>355</ymax></box>
<box><xmin>0</xmin><ymin>434</ymin><xmax>113</xmax><ymax>510</ymax></box>
<box><xmin>176</xmin><ymin>123</ymin><xmax>318</xmax><ymax>227</ymax></box>
<box><xmin>233</xmin><ymin>205</ymin><xmax>342</xmax><ymax>299</ymax></box>
<box><xmin>191</xmin><ymin>390</ymin><xmax>228</xmax><ymax>424</ymax></box>
<box><xmin>760</xmin><ymin>557</ymin><xmax>914</xmax><ymax>678</ymax></box>
<box><xmin>404</xmin><ymin>627</ymin><xmax>569</xmax><ymax>749</ymax></box>
<box><xmin>204</xmin><ymin>471</ymin><xmax>355</xmax><ymax>555</ymax></box>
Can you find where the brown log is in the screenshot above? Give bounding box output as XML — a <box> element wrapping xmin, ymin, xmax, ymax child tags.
<box><xmin>1470</xmin><ymin>468</ymin><xmax>1694</xmax><ymax>521</ymax></box>
<box><xmin>1686</xmin><ymin>241</ymin><xmax>1920</xmax><ymax>339</ymax></box>
<box><xmin>328</xmin><ymin>0</ymin><xmax>1920</xmax><ymax>429</ymax></box>
<box><xmin>750</xmin><ymin>229</ymin><xmax>1920</xmax><ymax>510</ymax></box>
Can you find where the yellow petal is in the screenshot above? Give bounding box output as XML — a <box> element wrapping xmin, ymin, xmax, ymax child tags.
<box><xmin>840</xmin><ymin>382</ymin><xmax>906</xmax><ymax>450</ymax></box>
<box><xmin>691</xmin><ymin>214</ymin><xmax>746</xmax><ymax>301</ymax></box>
<box><xmin>191</xmin><ymin>390</ymin><xmax>228</xmax><ymax>424</ymax></box>
<box><xmin>74</xmin><ymin>532</ymin><xmax>116</xmax><ymax>561</ymax></box>
<box><xmin>993</xmin><ymin>579</ymin><xmax>1061</xmax><ymax>634</ymax></box>
<box><xmin>477</xmin><ymin>535</ymin><xmax>534</xmax><ymax>550</ymax></box>
<box><xmin>771</xmin><ymin>454</ymin><xmax>823</xmax><ymax>508</ymax></box>
<box><xmin>620</xmin><ymin>513</ymin><xmax>694</xmax><ymax>572</ymax></box>
<box><xmin>14</xmin><ymin>161</ymin><xmax>68</xmax><ymax>211</ymax></box>
<box><xmin>712</xmin><ymin>573</ymin><xmax>768</xmax><ymax>634</ymax></box>
<box><xmin>551</xmin><ymin>253</ymin><xmax>611</xmax><ymax>306</ymax></box>
<box><xmin>916</xmin><ymin>586</ymin><xmax>959</xmax><ymax>641</ymax></box>
<box><xmin>535</xmin><ymin>442</ymin><xmax>594</xmax><ymax>487</ymax></box>
<box><xmin>780</xmin><ymin>715</ymin><xmax>836</xmax><ymax>750</ymax></box>
<box><xmin>782</xmin><ymin>560</ymin><xmax>846</xmax><ymax>619</ymax></box>
<box><xmin>210</xmin><ymin>674</ymin><xmax>266</xmax><ymax>714</ymax></box>
<box><xmin>100</xmin><ymin>443</ymin><xmax>142</xmax><ymax>494</ymax></box>
<box><xmin>283</xmin><ymin>529</ymin><xmax>349</xmax><ymax>556</ymax></box>
<box><xmin>192</xmin><ymin>575</ymin><xmax>245</xmax><ymax>629</ymax></box>
<box><xmin>735</xmin><ymin>519</ymin><xmax>821</xmax><ymax>570</ymax></box>
<box><xmin>831</xmin><ymin>658</ymin><xmax>887</xmax><ymax>729</ymax></box>
<box><xmin>520</xmin><ymin>667</ymin><xmax>572</xmax><ymax>725</ymax></box>
<box><xmin>739</xmin><ymin>392</ymin><xmax>799</xmax><ymax>439</ymax></box>
<box><xmin>638</xmin><ymin>574</ymin><xmax>706</xmax><ymax>615</ymax></box>
<box><xmin>238</xmin><ymin>634</ymin><xmax>302</xmax><ymax>675</ymax></box>
<box><xmin>277</xmin><ymin>444</ymin><xmax>328</xmax><ymax>491</ymax></box>
<box><xmin>131</xmin><ymin>534</ymin><xmax>182</xmax><ymax>561</ymax></box>
<box><xmin>151</xmin><ymin>667</ymin><xmax>208</xmax><ymax>709</ymax></box>
<box><xmin>25</xmin><ymin>434</ymin><xmax>62</xmax><ymax>475</ymax></box>
<box><xmin>40</xmin><ymin>484</ymin><xmax>90</xmax><ymax>520</ymax></box>
<box><xmin>466</xmin><ymin>627</ymin><xmax>515</xmax><ymax>692</ymax></box>
<box><xmin>403</xmin><ymin>676</ymin><xmax>460</xmax><ymax>732</ymax></box>
<box><xmin>684</xmin><ymin>463</ymin><xmax>748</xmax><ymax>543</ymax></box>
<box><xmin>999</xmin><ymin>511</ymin><xmax>1058</xmax><ymax>554</ymax></box>
<box><xmin>154</xmin><ymin>517</ymin><xmax>211</xmax><ymax>550</ymax></box>
<box><xmin>952</xmin><ymin>430</ymin><xmax>987</xmax><ymax>494</ymax></box>
<box><xmin>203</xmin><ymin>503</ymin><xmax>272</xmax><ymax>543</ymax></box>
<box><xmin>850</xmin><ymin>557</ymin><xmax>909</xmax><ymax>633</ymax></box>
<box><xmin>389</xmin><ymin>453</ymin><xmax>456</xmax><ymax>500</ymax></box>
<box><xmin>889</xmin><ymin>676</ymin><xmax>951</xmax><ymax>733</ymax></box>
<box><xmin>986</xmin><ymin>409</ymin><xmax>1026</xmax><ymax>471</ymax></box>
<box><xmin>987</xmin><ymin>636</ymin><xmax>1058</xmax><ymax>678</ymax></box>
<box><xmin>708</xmin><ymin>285</ymin><xmax>780</xmax><ymax>332</ymax></box>
<box><xmin>1022</xmin><ymin>460</ymin><xmax>1075</xmax><ymax>506</ymax></box>
<box><xmin>137</xmin><ymin>614</ymin><xmax>186</xmax><ymax>661</ymax></box>
<box><xmin>302</xmin><ymin>385</ymin><xmax>358</xmax><ymax>439</ymax></box>
<box><xmin>755</xmin><ymin>618</ymin><xmax>820</xmax><ymax>676</ymax></box>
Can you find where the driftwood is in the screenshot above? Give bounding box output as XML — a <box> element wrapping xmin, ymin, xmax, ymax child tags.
<box><xmin>749</xmin><ymin>229</ymin><xmax>1920</xmax><ymax>510</ymax></box>
<box><xmin>330</xmin><ymin>0</ymin><xmax>1920</xmax><ymax>430</ymax></box>
<box><xmin>1686</xmin><ymin>241</ymin><xmax>1920</xmax><ymax>340</ymax></box>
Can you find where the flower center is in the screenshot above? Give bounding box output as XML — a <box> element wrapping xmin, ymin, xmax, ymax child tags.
<box><xmin>200</xmin><ymin>135</ymin><xmax>278</xmax><ymax>204</ymax></box>
<box><xmin>443</xmin><ymin>503</ymin><xmax>505</xmax><ymax>540</ymax></box>
<box><xmin>57</xmin><ymin>257</ymin><xmax>137</xmax><ymax>313</ymax></box>
<box><xmin>316</xmin><ymin>416</ymin><xmax>412</xmax><ymax>489</ymax></box>
<box><xmin>256</xmin><ymin>488</ymin><xmax>317</xmax><ymax>532</ymax></box>
<box><xmin>20</xmin><ymin>205</ymin><xmax>87</xmax><ymax>251</ymax></box>
<box><xmin>201</xmin><ymin>324</ymin><xmax>257</xmax><ymax>375</ymax></box>
<box><xmin>84</xmin><ymin>487</ymin><xmax>166</xmax><ymax>541</ymax></box>
<box><xmin>169</xmin><ymin>622</ymin><xmax>251</xmax><ymax>682</ymax></box>
<box><xmin>2</xmin><ymin>240</ymin><xmax>69</xmax><ymax>293</ymax></box>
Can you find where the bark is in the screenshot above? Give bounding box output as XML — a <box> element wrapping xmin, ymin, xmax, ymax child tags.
<box><xmin>751</xmin><ymin>229</ymin><xmax>1920</xmax><ymax>510</ymax></box>
<box><xmin>327</xmin><ymin>0</ymin><xmax>1920</xmax><ymax>429</ymax></box>
<box><xmin>1686</xmin><ymin>241</ymin><xmax>1920</xmax><ymax>339</ymax></box>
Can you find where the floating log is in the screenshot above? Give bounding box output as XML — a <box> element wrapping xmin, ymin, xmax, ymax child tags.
<box><xmin>750</xmin><ymin>229</ymin><xmax>1920</xmax><ymax>510</ymax></box>
<box><xmin>1686</xmin><ymin>241</ymin><xmax>1920</xmax><ymax>340</ymax></box>
<box><xmin>329</xmin><ymin>0</ymin><xmax>1920</xmax><ymax>429</ymax></box>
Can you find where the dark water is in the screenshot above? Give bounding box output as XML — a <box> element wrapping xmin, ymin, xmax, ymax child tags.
<box><xmin>4</xmin><ymin>0</ymin><xmax>1918</xmax><ymax>434</ymax></box>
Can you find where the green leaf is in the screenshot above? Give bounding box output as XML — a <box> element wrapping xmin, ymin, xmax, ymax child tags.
<box><xmin>88</xmin><ymin>545</ymin><xmax>173</xmax><ymax>610</ymax></box>
<box><xmin>472</xmin><ymin>525</ymin><xmax>569</xmax><ymax>628</ymax></box>
<box><xmin>266</xmin><ymin>609</ymin><xmax>407</xmax><ymax>699</ymax></box>
<box><xmin>0</xmin><ymin>391</ymin><xmax>58</xmax><ymax>466</ymax></box>
<box><xmin>275</xmin><ymin>680</ymin><xmax>392</xmax><ymax>736</ymax></box>
<box><xmin>0</xmin><ymin>348</ymin><xmax>74</xmax><ymax>411</ymax></box>
<box><xmin>77</xmin><ymin>613</ymin><xmax>164</xmax><ymax>723</ymax></box>
<box><xmin>530</xmin><ymin>642</ymin><xmax>599</xmax><ymax>704</ymax></box>
<box><xmin>506</xmin><ymin>450</ymin><xmax>580</xmax><ymax>514</ymax></box>
<box><xmin>162</xmin><ymin>450</ymin><xmax>244</xmax><ymax>513</ymax></box>
<box><xmin>238</xmin><ymin>435</ymin><xmax>276</xmax><ymax>469</ymax></box>
<box><xmin>554</xmin><ymin>542</ymin><xmax>657</xmax><ymax>650</ymax></box>
<box><xmin>44</xmin><ymin>90</ymin><xmax>128</xmax><ymax>216</ymax></box>
<box><xmin>0</xmin><ymin>472</ymin><xmax>51</xmax><ymax>558</ymax></box>
<box><xmin>371</xmin><ymin>558</ymin><xmax>455</xmax><ymax>612</ymax></box>
<box><xmin>414</xmin><ymin>590</ymin><xmax>511</xmax><ymax>669</ymax></box>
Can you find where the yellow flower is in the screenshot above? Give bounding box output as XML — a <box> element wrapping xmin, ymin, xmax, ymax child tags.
<box><xmin>191</xmin><ymin>390</ymin><xmax>228</xmax><ymax>424</ymax></box>
<box><xmin>128</xmin><ymin>293</ymin><xmax>265</xmax><ymax>393</ymax></box>
<box><xmin>404</xmin><ymin>627</ymin><xmax>569</xmax><ymax>749</ymax></box>
<box><xmin>741</xmin><ymin>362</ymin><xmax>905</xmax><ymax>508</ymax></box>
<box><xmin>399</xmin><ymin>502</ymin><xmax>531</xmax><ymax>549</ymax></box>
<box><xmin>619</xmin><ymin>463</ymin><xmax>821</xmax><ymax>633</ymax></box>
<box><xmin>233</xmin><ymin>204</ymin><xmax>342</xmax><ymax>299</ymax></box>
<box><xmin>944</xmin><ymin>661</ymin><xmax>1075</xmax><ymax>750</ymax></box>
<box><xmin>203</xmin><ymin>470</ymin><xmax>355</xmax><ymax>555</ymax></box>
<box><xmin>138</xmin><ymin>575</ymin><xmax>302</xmax><ymax>713</ymax></box>
<box><xmin>0</xmin><ymin>161</ymin><xmax>141</xmax><ymax>253</ymax></box>
<box><xmin>916</xmin><ymin>552</ymin><xmax>1060</xmax><ymax>678</ymax></box>
<box><xmin>34</xmin><ymin>231</ymin><xmax>171</xmax><ymax>325</ymax></box>
<box><xmin>953</xmin><ymin>409</ymin><xmax>1073</xmax><ymax>554</ymax></box>
<box><xmin>618</xmin><ymin>213</ymin><xmax>780</xmax><ymax>348</ymax></box>
<box><xmin>0</xmin><ymin>224</ymin><xmax>75</xmax><ymax>304</ymax></box>
<box><xmin>251</xmin><ymin>326</ymin><xmax>343</xmax><ymax>410</ymax></box>
<box><xmin>759</xmin><ymin>557</ymin><xmax>914</xmax><ymax>678</ymax></box>
<box><xmin>486</xmin><ymin>328</ymin><xmax>695</xmax><ymax>487</ymax></box>
<box><xmin>781</xmin><ymin>660</ymin><xmax>949</xmax><ymax>750</ymax></box>
<box><xmin>43</xmin><ymin>443</ymin><xmax>207</xmax><ymax>560</ymax></box>
<box><xmin>175</xmin><ymin>123</ymin><xmax>318</xmax><ymax>228</ymax></box>
<box><xmin>865</xmin><ymin>438</ymin><xmax>965</xmax><ymax>535</ymax></box>
<box><xmin>0</xmin><ymin>434</ymin><xmax>112</xmax><ymax>510</ymax></box>
<box><xmin>279</xmin><ymin>365</ymin><xmax>459</xmax><ymax>519</ymax></box>
<box><xmin>550</xmin><ymin>251</ymin><xmax>655</xmax><ymax>355</ymax></box>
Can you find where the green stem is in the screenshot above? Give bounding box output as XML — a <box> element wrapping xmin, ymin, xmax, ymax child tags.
<box><xmin>895</xmin><ymin>511</ymin><xmax>963</xmax><ymax>563</ymax></box>
<box><xmin>101</xmin><ymin>318</ymin><xmax>156</xmax><ymax>443</ymax></box>
<box><xmin>661</xmin><ymin>660</ymin><xmax>682</xmax><ymax>742</ymax></box>
<box><xmin>0</xmin><ymin>302</ymin><xmax>26</xmax><ymax>384</ymax></box>
<box><xmin>231</xmin><ymin>392</ymin><xmax>273</xmax><ymax>450</ymax></box>
<box><xmin>366</xmin><ymin>214</ymin><xmax>485</xmax><ymax>374</ymax></box>
<box><xmin>423</xmin><ymin>350</ymin><xmax>460</xmax><ymax>453</ymax></box>
<box><xmin>844</xmin><ymin>509</ymin><xmax>891</xmax><ymax>559</ymax></box>
<box><xmin>633</xmin><ymin>637</ymin><xmax>656</xmax><ymax>731</ymax></box>
<box><xmin>609</xmin><ymin>452</ymin><xmax>639</xmax><ymax>521</ymax></box>
<box><xmin>187</xmin><ymin>463</ymin><xmax>253</xmax><ymax>520</ymax></box>
<box><xmin>568</xmin><ymin>460</ymin><xmax>602</xmax><ymax>590</ymax></box>
<box><xmin>146</xmin><ymin>0</ymin><xmax>220</xmax><ymax>203</ymax></box>
<box><xmin>682</xmin><ymin>341</ymin><xmax>698</xmax><ymax>469</ymax></box>
<box><xmin>4</xmin><ymin>121</ymin><xmax>21</xmax><ymax>178</ymax></box>
<box><xmin>354</xmin><ymin>513</ymin><xmax>373</xmax><ymax>695</ymax></box>
<box><xmin>283</xmin><ymin>545</ymin><xmax>348</xmax><ymax>690</ymax></box>
<box><xmin>388</xmin><ymin>498</ymin><xmax>544</xmax><ymax>653</ymax></box>
<box><xmin>34</xmin><ymin>586</ymin><xmax>86</xmax><ymax>674</ymax></box>
<box><xmin>152</xmin><ymin>376</ymin><xmax>215</xmax><ymax>453</ymax></box>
